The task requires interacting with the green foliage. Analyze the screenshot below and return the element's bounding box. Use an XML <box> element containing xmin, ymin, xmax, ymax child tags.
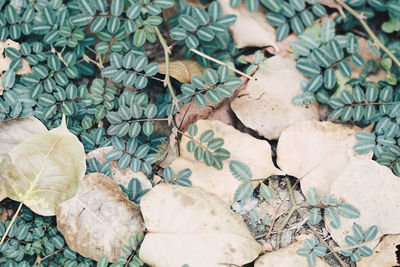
<box><xmin>162</xmin><ymin>166</ymin><xmax>193</xmax><ymax>186</ymax></box>
<box><xmin>248</xmin><ymin>209</ymin><xmax>271</xmax><ymax>232</ymax></box>
<box><xmin>296</xmin><ymin>236</ymin><xmax>327</xmax><ymax>267</ymax></box>
<box><xmin>0</xmin><ymin>205</ymin><xmax>94</xmax><ymax>266</ymax></box>
<box><xmin>121</xmin><ymin>178</ymin><xmax>152</xmax><ymax>204</ymax></box>
<box><xmin>185</xmin><ymin>123</ymin><xmax>231</xmax><ymax>169</ymax></box>
<box><xmin>340</xmin><ymin>223</ymin><xmax>378</xmax><ymax>262</ymax></box>
<box><xmin>306</xmin><ymin>188</ymin><xmax>360</xmax><ymax>228</ymax></box>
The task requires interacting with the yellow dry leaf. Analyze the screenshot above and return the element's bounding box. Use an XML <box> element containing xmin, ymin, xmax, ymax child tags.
<box><xmin>139</xmin><ymin>184</ymin><xmax>263</xmax><ymax>267</ymax></box>
<box><xmin>276</xmin><ymin>120</ymin><xmax>372</xmax><ymax>194</ymax></box>
<box><xmin>158</xmin><ymin>59</ymin><xmax>204</xmax><ymax>83</ymax></box>
<box><xmin>255</xmin><ymin>235</ymin><xmax>330</xmax><ymax>267</ymax></box>
<box><xmin>326</xmin><ymin>158</ymin><xmax>400</xmax><ymax>248</ymax></box>
<box><xmin>170</xmin><ymin>120</ymin><xmax>283</xmax><ymax>204</ymax></box>
<box><xmin>218</xmin><ymin>0</ymin><xmax>276</xmax><ymax>48</ymax></box>
<box><xmin>358</xmin><ymin>234</ymin><xmax>400</xmax><ymax>267</ymax></box>
<box><xmin>86</xmin><ymin>146</ymin><xmax>152</xmax><ymax>190</ymax></box>
<box><xmin>231</xmin><ymin>56</ymin><xmax>319</xmax><ymax>140</ymax></box>
<box><xmin>56</xmin><ymin>173</ymin><xmax>145</xmax><ymax>262</ymax></box>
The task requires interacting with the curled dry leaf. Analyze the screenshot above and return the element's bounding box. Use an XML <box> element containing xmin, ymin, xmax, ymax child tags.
<box><xmin>276</xmin><ymin>120</ymin><xmax>372</xmax><ymax>194</ymax></box>
<box><xmin>218</xmin><ymin>0</ymin><xmax>276</xmax><ymax>48</ymax></box>
<box><xmin>139</xmin><ymin>184</ymin><xmax>262</xmax><ymax>267</ymax></box>
<box><xmin>231</xmin><ymin>56</ymin><xmax>319</xmax><ymax>140</ymax></box>
<box><xmin>57</xmin><ymin>173</ymin><xmax>145</xmax><ymax>262</ymax></box>
<box><xmin>86</xmin><ymin>146</ymin><xmax>152</xmax><ymax>189</ymax></box>
<box><xmin>254</xmin><ymin>235</ymin><xmax>329</xmax><ymax>267</ymax></box>
<box><xmin>358</xmin><ymin>234</ymin><xmax>400</xmax><ymax>267</ymax></box>
<box><xmin>170</xmin><ymin>120</ymin><xmax>283</xmax><ymax>204</ymax></box>
<box><xmin>0</xmin><ymin>117</ymin><xmax>86</xmax><ymax>216</ymax></box>
<box><xmin>0</xmin><ymin>39</ymin><xmax>32</xmax><ymax>95</ymax></box>
<box><xmin>0</xmin><ymin>116</ymin><xmax>47</xmax><ymax>159</ymax></box>
<box><xmin>158</xmin><ymin>59</ymin><xmax>204</xmax><ymax>83</ymax></box>
<box><xmin>326</xmin><ymin>158</ymin><xmax>400</xmax><ymax>248</ymax></box>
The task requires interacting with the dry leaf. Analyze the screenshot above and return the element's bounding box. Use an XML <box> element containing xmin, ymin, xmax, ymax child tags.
<box><xmin>0</xmin><ymin>117</ymin><xmax>86</xmax><ymax>216</ymax></box>
<box><xmin>231</xmin><ymin>56</ymin><xmax>319</xmax><ymax>140</ymax></box>
<box><xmin>139</xmin><ymin>184</ymin><xmax>263</xmax><ymax>267</ymax></box>
<box><xmin>170</xmin><ymin>119</ymin><xmax>283</xmax><ymax>204</ymax></box>
<box><xmin>86</xmin><ymin>146</ymin><xmax>152</xmax><ymax>189</ymax></box>
<box><xmin>158</xmin><ymin>59</ymin><xmax>204</xmax><ymax>83</ymax></box>
<box><xmin>358</xmin><ymin>234</ymin><xmax>400</xmax><ymax>267</ymax></box>
<box><xmin>0</xmin><ymin>116</ymin><xmax>47</xmax><ymax>159</ymax></box>
<box><xmin>57</xmin><ymin>173</ymin><xmax>144</xmax><ymax>262</ymax></box>
<box><xmin>326</xmin><ymin>158</ymin><xmax>400</xmax><ymax>248</ymax></box>
<box><xmin>254</xmin><ymin>235</ymin><xmax>329</xmax><ymax>267</ymax></box>
<box><xmin>276</xmin><ymin>120</ymin><xmax>372</xmax><ymax>194</ymax></box>
<box><xmin>0</xmin><ymin>39</ymin><xmax>32</xmax><ymax>95</ymax></box>
<box><xmin>218</xmin><ymin>0</ymin><xmax>276</xmax><ymax>48</ymax></box>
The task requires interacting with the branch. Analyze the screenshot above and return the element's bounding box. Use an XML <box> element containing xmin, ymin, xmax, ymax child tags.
<box><xmin>335</xmin><ymin>0</ymin><xmax>400</xmax><ymax>69</ymax></box>
<box><xmin>189</xmin><ymin>48</ymin><xmax>254</xmax><ymax>80</ymax></box>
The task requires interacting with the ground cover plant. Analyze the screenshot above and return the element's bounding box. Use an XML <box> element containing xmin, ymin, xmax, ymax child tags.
<box><xmin>0</xmin><ymin>0</ymin><xmax>399</xmax><ymax>266</ymax></box>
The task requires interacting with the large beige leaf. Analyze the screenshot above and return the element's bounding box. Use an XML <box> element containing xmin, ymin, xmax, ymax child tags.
<box><xmin>0</xmin><ymin>116</ymin><xmax>47</xmax><ymax>159</ymax></box>
<box><xmin>139</xmin><ymin>184</ymin><xmax>262</xmax><ymax>267</ymax></box>
<box><xmin>276</xmin><ymin>120</ymin><xmax>372</xmax><ymax>194</ymax></box>
<box><xmin>326</xmin><ymin>158</ymin><xmax>400</xmax><ymax>248</ymax></box>
<box><xmin>254</xmin><ymin>235</ymin><xmax>329</xmax><ymax>267</ymax></box>
<box><xmin>231</xmin><ymin>56</ymin><xmax>319</xmax><ymax>140</ymax></box>
<box><xmin>0</xmin><ymin>118</ymin><xmax>86</xmax><ymax>216</ymax></box>
<box><xmin>170</xmin><ymin>120</ymin><xmax>283</xmax><ymax>204</ymax></box>
<box><xmin>56</xmin><ymin>173</ymin><xmax>145</xmax><ymax>262</ymax></box>
<box><xmin>358</xmin><ymin>234</ymin><xmax>400</xmax><ymax>267</ymax></box>
<box><xmin>158</xmin><ymin>59</ymin><xmax>204</xmax><ymax>83</ymax></box>
<box><xmin>218</xmin><ymin>0</ymin><xmax>276</xmax><ymax>48</ymax></box>
<box><xmin>86</xmin><ymin>146</ymin><xmax>151</xmax><ymax>189</ymax></box>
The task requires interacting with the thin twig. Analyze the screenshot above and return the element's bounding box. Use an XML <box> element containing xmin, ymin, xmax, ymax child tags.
<box><xmin>189</xmin><ymin>48</ymin><xmax>254</xmax><ymax>80</ymax></box>
<box><xmin>0</xmin><ymin>202</ymin><xmax>23</xmax><ymax>244</ymax></box>
<box><xmin>335</xmin><ymin>0</ymin><xmax>400</xmax><ymax>68</ymax></box>
<box><xmin>154</xmin><ymin>26</ymin><xmax>179</xmax><ymax>120</ymax></box>
<box><xmin>286</xmin><ymin>178</ymin><xmax>347</xmax><ymax>267</ymax></box>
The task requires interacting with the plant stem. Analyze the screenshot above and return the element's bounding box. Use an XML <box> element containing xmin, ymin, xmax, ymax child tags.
<box><xmin>276</xmin><ymin>206</ymin><xmax>298</xmax><ymax>249</ymax></box>
<box><xmin>286</xmin><ymin>178</ymin><xmax>347</xmax><ymax>267</ymax></box>
<box><xmin>335</xmin><ymin>0</ymin><xmax>400</xmax><ymax>69</ymax></box>
<box><xmin>189</xmin><ymin>48</ymin><xmax>254</xmax><ymax>80</ymax></box>
<box><xmin>0</xmin><ymin>202</ymin><xmax>23</xmax><ymax>245</ymax></box>
<box><xmin>154</xmin><ymin>26</ymin><xmax>179</xmax><ymax>115</ymax></box>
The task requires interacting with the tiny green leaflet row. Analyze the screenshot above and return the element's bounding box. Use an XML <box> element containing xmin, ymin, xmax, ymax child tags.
<box><xmin>296</xmin><ymin>224</ymin><xmax>378</xmax><ymax>266</ymax></box>
<box><xmin>170</xmin><ymin>2</ymin><xmax>237</xmax><ymax>49</ymax></box>
<box><xmin>179</xmin><ymin>65</ymin><xmax>242</xmax><ymax>106</ymax></box>
<box><xmin>306</xmin><ymin>188</ymin><xmax>360</xmax><ymax>229</ymax></box>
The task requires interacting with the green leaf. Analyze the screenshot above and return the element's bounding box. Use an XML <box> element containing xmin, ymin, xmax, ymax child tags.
<box><xmin>193</xmin><ymin>6</ymin><xmax>210</xmax><ymax>25</ymax></box>
<box><xmin>324</xmin><ymin>68</ymin><xmax>336</xmax><ymax>89</ymax></box>
<box><xmin>364</xmin><ymin>225</ymin><xmax>378</xmax><ymax>242</ymax></box>
<box><xmin>338</xmin><ymin>61</ymin><xmax>352</xmax><ymax>77</ymax></box>
<box><xmin>179</xmin><ymin>15</ymin><xmax>199</xmax><ymax>32</ymax></box>
<box><xmin>194</xmin><ymin>146</ymin><xmax>205</xmax><ymax>161</ymax></box>
<box><xmin>127</xmin><ymin>4</ymin><xmax>141</xmax><ymax>19</ymax></box>
<box><xmin>266</xmin><ymin>12</ymin><xmax>286</xmax><ymax>26</ymax></box>
<box><xmin>347</xmin><ymin>35</ymin><xmax>358</xmax><ymax>54</ymax></box>
<box><xmin>353</xmin><ymin>142</ymin><xmax>375</xmax><ymax>154</ymax></box>
<box><xmin>234</xmin><ymin>182</ymin><xmax>254</xmax><ymax>202</ymax></box>
<box><xmin>188</xmin><ymin>123</ymin><xmax>198</xmax><ymax>137</ymax></box>
<box><xmin>200</xmin><ymin>129</ymin><xmax>214</xmax><ymax>143</ymax></box>
<box><xmin>245</xmin><ymin>0</ymin><xmax>259</xmax><ymax>12</ymax></box>
<box><xmin>366</xmin><ymin>84</ymin><xmax>378</xmax><ymax>102</ymax></box>
<box><xmin>207</xmin><ymin>138</ymin><xmax>224</xmax><ymax>151</ymax></box>
<box><xmin>260</xmin><ymin>0</ymin><xmax>281</xmax><ymax>12</ymax></box>
<box><xmin>134</xmin><ymin>30</ymin><xmax>146</xmax><ymax>47</ymax></box>
<box><xmin>229</xmin><ymin>160</ymin><xmax>252</xmax><ymax>181</ymax></box>
<box><xmin>290</xmin><ymin>16</ymin><xmax>304</xmax><ymax>35</ymax></box>
<box><xmin>259</xmin><ymin>183</ymin><xmax>274</xmax><ymax>199</ymax></box>
<box><xmin>276</xmin><ymin>23</ymin><xmax>289</xmax><ymax>41</ymax></box>
<box><xmin>337</xmin><ymin>203</ymin><xmax>360</xmax><ymax>218</ymax></box>
<box><xmin>296</xmin><ymin>59</ymin><xmax>321</xmax><ymax>77</ymax></box>
<box><xmin>321</xmin><ymin>18</ymin><xmax>335</xmax><ymax>42</ymax></box>
<box><xmin>309</xmin><ymin>208</ymin><xmax>322</xmax><ymax>224</ymax></box>
<box><xmin>111</xmin><ymin>0</ymin><xmax>124</xmax><ymax>16</ymax></box>
<box><xmin>1</xmin><ymin>69</ymin><xmax>15</xmax><ymax>89</ymax></box>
